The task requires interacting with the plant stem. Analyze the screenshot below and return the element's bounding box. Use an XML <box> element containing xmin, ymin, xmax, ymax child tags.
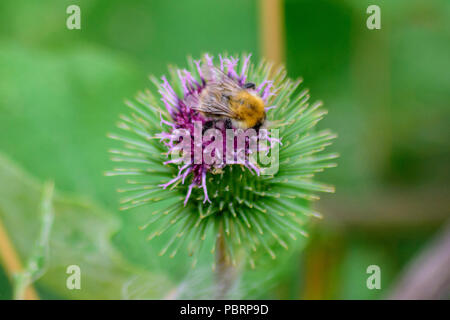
<box><xmin>0</xmin><ymin>217</ymin><xmax>39</xmax><ymax>300</ymax></box>
<box><xmin>215</xmin><ymin>228</ymin><xmax>233</xmax><ymax>299</ymax></box>
<box><xmin>260</xmin><ymin>0</ymin><xmax>285</xmax><ymax>67</ymax></box>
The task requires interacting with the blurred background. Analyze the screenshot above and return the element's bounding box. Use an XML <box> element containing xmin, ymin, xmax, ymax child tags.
<box><xmin>0</xmin><ymin>0</ymin><xmax>449</xmax><ymax>299</ymax></box>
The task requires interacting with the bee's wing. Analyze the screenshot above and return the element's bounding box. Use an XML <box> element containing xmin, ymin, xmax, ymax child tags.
<box><xmin>201</xmin><ymin>65</ymin><xmax>242</xmax><ymax>95</ymax></box>
<box><xmin>189</xmin><ymin>65</ymin><xmax>242</xmax><ymax>118</ymax></box>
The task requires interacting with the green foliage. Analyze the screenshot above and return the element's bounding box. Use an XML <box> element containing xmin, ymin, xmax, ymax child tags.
<box><xmin>0</xmin><ymin>153</ymin><xmax>172</xmax><ymax>299</ymax></box>
<box><xmin>13</xmin><ymin>181</ymin><xmax>54</xmax><ymax>300</ymax></box>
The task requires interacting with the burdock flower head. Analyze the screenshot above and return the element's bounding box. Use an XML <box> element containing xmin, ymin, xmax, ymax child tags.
<box><xmin>107</xmin><ymin>53</ymin><xmax>337</xmax><ymax>269</ymax></box>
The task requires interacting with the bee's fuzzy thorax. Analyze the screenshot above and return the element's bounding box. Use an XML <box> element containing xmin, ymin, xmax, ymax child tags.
<box><xmin>230</xmin><ymin>91</ymin><xmax>266</xmax><ymax>129</ymax></box>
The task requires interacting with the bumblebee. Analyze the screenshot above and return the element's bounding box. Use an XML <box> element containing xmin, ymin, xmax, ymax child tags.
<box><xmin>190</xmin><ymin>66</ymin><xmax>266</xmax><ymax>130</ymax></box>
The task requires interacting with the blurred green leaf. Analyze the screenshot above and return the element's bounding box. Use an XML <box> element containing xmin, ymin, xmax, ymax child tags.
<box><xmin>0</xmin><ymin>152</ymin><xmax>173</xmax><ymax>299</ymax></box>
<box><xmin>0</xmin><ymin>265</ymin><xmax>12</xmax><ymax>300</ymax></box>
<box><xmin>13</xmin><ymin>181</ymin><xmax>54</xmax><ymax>300</ymax></box>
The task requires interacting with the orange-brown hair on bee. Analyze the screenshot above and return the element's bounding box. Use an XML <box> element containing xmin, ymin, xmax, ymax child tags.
<box><xmin>229</xmin><ymin>91</ymin><xmax>266</xmax><ymax>129</ymax></box>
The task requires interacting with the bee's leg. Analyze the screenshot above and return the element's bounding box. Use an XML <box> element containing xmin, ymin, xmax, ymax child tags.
<box><xmin>225</xmin><ymin>118</ymin><xmax>233</xmax><ymax>130</ymax></box>
<box><xmin>202</xmin><ymin>120</ymin><xmax>214</xmax><ymax>134</ymax></box>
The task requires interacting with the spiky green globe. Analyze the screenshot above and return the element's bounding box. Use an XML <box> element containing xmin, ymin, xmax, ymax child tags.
<box><xmin>106</xmin><ymin>53</ymin><xmax>337</xmax><ymax>269</ymax></box>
